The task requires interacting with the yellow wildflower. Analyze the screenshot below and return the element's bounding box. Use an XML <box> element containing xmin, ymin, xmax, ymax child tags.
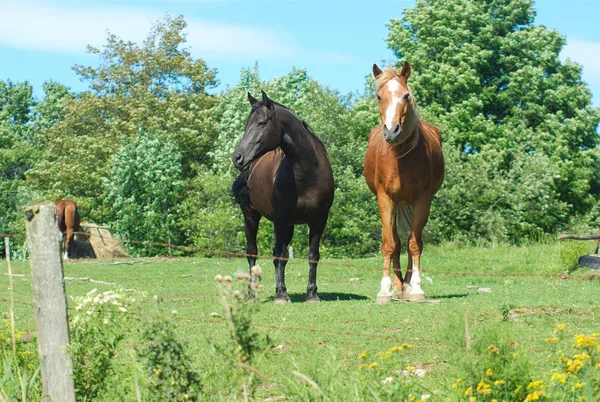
<box><xmin>551</xmin><ymin>373</ymin><xmax>567</xmax><ymax>383</ymax></box>
<box><xmin>554</xmin><ymin>323</ymin><xmax>566</xmax><ymax>333</ymax></box>
<box><xmin>359</xmin><ymin>349</ymin><xmax>369</xmax><ymax>359</ymax></box>
<box><xmin>358</xmin><ymin>364</ymin><xmax>367</xmax><ymax>370</ymax></box>
<box><xmin>571</xmin><ymin>382</ymin><xmax>586</xmax><ymax>391</ymax></box>
<box><xmin>408</xmin><ymin>396</ymin><xmax>416</xmax><ymax>402</ymax></box>
<box><xmin>524</xmin><ymin>391</ymin><xmax>544</xmax><ymax>401</ymax></box>
<box><xmin>545</xmin><ymin>337</ymin><xmax>558</xmax><ymax>343</ymax></box>
<box><xmin>494</xmin><ymin>380</ymin><xmax>505</xmax><ymax>386</ymax></box>
<box><xmin>514</xmin><ymin>386</ymin><xmax>522</xmax><ymax>394</ymax></box>
<box><xmin>390</xmin><ymin>346</ymin><xmax>403</xmax><ymax>352</ymax></box>
<box><xmin>573</xmin><ymin>353</ymin><xmax>590</xmax><ymax>360</ymax></box>
<box><xmin>527</xmin><ymin>380</ymin><xmax>544</xmax><ymax>390</ymax></box>
<box><xmin>402</xmin><ymin>343</ymin><xmax>412</xmax><ymax>349</ymax></box>
<box><xmin>464</xmin><ymin>386</ymin><xmax>472</xmax><ymax>396</ymax></box>
<box><xmin>566</xmin><ymin>359</ymin><xmax>583</xmax><ymax>373</ymax></box>
<box><xmin>488</xmin><ymin>345</ymin><xmax>499</xmax><ymax>354</ymax></box>
<box><xmin>405</xmin><ymin>365</ymin><xmax>415</xmax><ymax>372</ymax></box>
<box><xmin>452</xmin><ymin>378</ymin><xmax>463</xmax><ymax>389</ymax></box>
<box><xmin>469</xmin><ymin>398</ymin><xmax>477</xmax><ymax>402</ymax></box>
<box><xmin>369</xmin><ymin>362</ymin><xmax>378</xmax><ymax>369</ymax></box>
<box><xmin>596</xmin><ymin>363</ymin><xmax>600</xmax><ymax>370</ymax></box>
<box><xmin>485</xmin><ymin>368</ymin><xmax>494</xmax><ymax>377</ymax></box>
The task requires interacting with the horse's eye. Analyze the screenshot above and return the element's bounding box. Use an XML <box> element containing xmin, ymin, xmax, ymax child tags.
<box><xmin>376</xmin><ymin>94</ymin><xmax>382</xmax><ymax>102</ymax></box>
<box><xmin>404</xmin><ymin>93</ymin><xmax>410</xmax><ymax>100</ymax></box>
<box><xmin>258</xmin><ymin>121</ymin><xmax>267</xmax><ymax>127</ymax></box>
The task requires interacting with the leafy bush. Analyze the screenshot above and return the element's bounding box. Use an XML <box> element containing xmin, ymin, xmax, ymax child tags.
<box><xmin>69</xmin><ymin>289</ymin><xmax>139</xmax><ymax>400</ymax></box>
<box><xmin>560</xmin><ymin>240</ymin><xmax>590</xmax><ymax>272</ymax></box>
<box><xmin>136</xmin><ymin>318</ymin><xmax>202</xmax><ymax>401</ymax></box>
<box><xmin>103</xmin><ymin>129</ymin><xmax>185</xmax><ymax>256</ymax></box>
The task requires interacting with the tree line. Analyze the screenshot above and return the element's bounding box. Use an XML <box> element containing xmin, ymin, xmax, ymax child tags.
<box><xmin>1</xmin><ymin>0</ymin><xmax>599</xmax><ymax>258</ymax></box>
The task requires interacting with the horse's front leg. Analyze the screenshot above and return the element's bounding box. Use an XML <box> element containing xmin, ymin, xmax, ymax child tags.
<box><xmin>403</xmin><ymin>199</ymin><xmax>431</xmax><ymax>301</ymax></box>
<box><xmin>242</xmin><ymin>208</ymin><xmax>261</xmax><ymax>299</ymax></box>
<box><xmin>273</xmin><ymin>221</ymin><xmax>291</xmax><ymax>304</ymax></box>
<box><xmin>306</xmin><ymin>221</ymin><xmax>326</xmax><ymax>302</ymax></box>
<box><xmin>376</xmin><ymin>193</ymin><xmax>399</xmax><ymax>304</ymax></box>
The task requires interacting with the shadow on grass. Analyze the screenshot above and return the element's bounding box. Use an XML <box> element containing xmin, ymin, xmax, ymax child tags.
<box><xmin>264</xmin><ymin>292</ymin><xmax>370</xmax><ymax>303</ymax></box>
<box><xmin>430</xmin><ymin>293</ymin><xmax>469</xmax><ymax>300</ymax></box>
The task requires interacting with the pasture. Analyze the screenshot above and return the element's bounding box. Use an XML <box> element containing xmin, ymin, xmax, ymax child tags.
<box><xmin>3</xmin><ymin>242</ymin><xmax>599</xmax><ymax>400</ymax></box>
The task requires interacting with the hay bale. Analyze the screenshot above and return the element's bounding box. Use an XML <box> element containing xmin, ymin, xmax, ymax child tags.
<box><xmin>76</xmin><ymin>222</ymin><xmax>129</xmax><ymax>259</ymax></box>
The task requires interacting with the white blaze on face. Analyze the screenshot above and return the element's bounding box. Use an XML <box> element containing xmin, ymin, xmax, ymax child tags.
<box><xmin>384</xmin><ymin>80</ymin><xmax>402</xmax><ymax>130</ymax></box>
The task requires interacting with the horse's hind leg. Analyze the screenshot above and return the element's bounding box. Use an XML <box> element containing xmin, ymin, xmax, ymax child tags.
<box><xmin>404</xmin><ymin>200</ymin><xmax>431</xmax><ymax>301</ymax></box>
<box><xmin>243</xmin><ymin>208</ymin><xmax>261</xmax><ymax>298</ymax></box>
<box><xmin>306</xmin><ymin>221</ymin><xmax>325</xmax><ymax>302</ymax></box>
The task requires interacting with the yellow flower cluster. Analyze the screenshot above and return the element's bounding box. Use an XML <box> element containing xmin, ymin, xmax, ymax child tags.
<box><xmin>373</xmin><ymin>344</ymin><xmax>411</xmax><ymax>360</ymax></box>
<box><xmin>574</xmin><ymin>333</ymin><xmax>598</xmax><ymax>348</ymax></box>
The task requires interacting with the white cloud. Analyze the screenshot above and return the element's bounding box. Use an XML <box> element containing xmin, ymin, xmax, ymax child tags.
<box><xmin>0</xmin><ymin>1</ymin><xmax>297</xmax><ymax>61</ymax></box>
<box><xmin>561</xmin><ymin>38</ymin><xmax>600</xmax><ymax>83</ymax></box>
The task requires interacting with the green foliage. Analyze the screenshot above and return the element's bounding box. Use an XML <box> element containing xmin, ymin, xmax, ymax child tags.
<box><xmin>560</xmin><ymin>240</ymin><xmax>590</xmax><ymax>272</ymax></box>
<box><xmin>26</xmin><ymin>15</ymin><xmax>218</xmax><ymax>224</ymax></box>
<box><xmin>136</xmin><ymin>318</ymin><xmax>202</xmax><ymax>401</ymax></box>
<box><xmin>387</xmin><ymin>0</ymin><xmax>600</xmax><ymax>243</ymax></box>
<box><xmin>448</xmin><ymin>324</ymin><xmax>535</xmax><ymax>401</ymax></box>
<box><xmin>0</xmin><ymin>80</ymin><xmax>37</xmax><ymax>257</ymax></box>
<box><xmin>0</xmin><ymin>321</ymin><xmax>41</xmax><ymax>401</ymax></box>
<box><xmin>69</xmin><ymin>289</ymin><xmax>138</xmax><ymax>401</ymax></box>
<box><xmin>104</xmin><ymin>129</ymin><xmax>185</xmax><ymax>256</ymax></box>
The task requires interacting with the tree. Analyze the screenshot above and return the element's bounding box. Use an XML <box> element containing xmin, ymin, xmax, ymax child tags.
<box><xmin>104</xmin><ymin>130</ymin><xmax>185</xmax><ymax>256</ymax></box>
<box><xmin>0</xmin><ymin>80</ymin><xmax>37</xmax><ymax>256</ymax></box>
<box><xmin>26</xmin><ymin>15</ymin><xmax>218</xmax><ymax>223</ymax></box>
<box><xmin>386</xmin><ymin>0</ymin><xmax>600</xmax><ymax>242</ymax></box>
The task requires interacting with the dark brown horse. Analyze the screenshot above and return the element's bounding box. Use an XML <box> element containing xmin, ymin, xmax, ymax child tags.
<box><xmin>364</xmin><ymin>62</ymin><xmax>444</xmax><ymax>303</ymax></box>
<box><xmin>232</xmin><ymin>91</ymin><xmax>334</xmax><ymax>303</ymax></box>
<box><xmin>56</xmin><ymin>199</ymin><xmax>81</xmax><ymax>259</ymax></box>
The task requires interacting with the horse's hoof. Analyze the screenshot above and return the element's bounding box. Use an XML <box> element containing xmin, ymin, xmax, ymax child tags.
<box><xmin>306</xmin><ymin>295</ymin><xmax>321</xmax><ymax>303</ymax></box>
<box><xmin>274</xmin><ymin>297</ymin><xmax>291</xmax><ymax>304</ymax></box>
<box><xmin>392</xmin><ymin>290</ymin><xmax>403</xmax><ymax>299</ymax></box>
<box><xmin>403</xmin><ymin>291</ymin><xmax>425</xmax><ymax>302</ymax></box>
<box><xmin>376</xmin><ymin>294</ymin><xmax>392</xmax><ymax>304</ymax></box>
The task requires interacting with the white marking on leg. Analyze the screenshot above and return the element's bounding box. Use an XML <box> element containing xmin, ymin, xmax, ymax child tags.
<box><xmin>378</xmin><ymin>275</ymin><xmax>392</xmax><ymax>297</ymax></box>
<box><xmin>410</xmin><ymin>266</ymin><xmax>424</xmax><ymax>297</ymax></box>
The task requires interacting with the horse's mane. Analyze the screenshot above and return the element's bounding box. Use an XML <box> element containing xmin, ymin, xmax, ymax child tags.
<box><xmin>253</xmin><ymin>100</ymin><xmax>326</xmax><ymax>150</ymax></box>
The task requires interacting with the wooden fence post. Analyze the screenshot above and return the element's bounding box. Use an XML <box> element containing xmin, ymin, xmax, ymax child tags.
<box><xmin>23</xmin><ymin>202</ymin><xmax>76</xmax><ymax>401</ymax></box>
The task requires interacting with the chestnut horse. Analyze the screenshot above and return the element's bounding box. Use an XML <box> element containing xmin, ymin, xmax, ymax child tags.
<box><xmin>364</xmin><ymin>62</ymin><xmax>444</xmax><ymax>304</ymax></box>
<box><xmin>232</xmin><ymin>91</ymin><xmax>334</xmax><ymax>303</ymax></box>
<box><xmin>56</xmin><ymin>199</ymin><xmax>81</xmax><ymax>259</ymax></box>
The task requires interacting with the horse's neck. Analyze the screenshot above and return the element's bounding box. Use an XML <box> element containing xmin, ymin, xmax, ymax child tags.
<box><xmin>277</xmin><ymin>108</ymin><xmax>322</xmax><ymax>171</ymax></box>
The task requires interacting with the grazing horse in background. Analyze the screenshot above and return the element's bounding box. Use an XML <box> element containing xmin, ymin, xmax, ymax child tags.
<box><xmin>56</xmin><ymin>199</ymin><xmax>81</xmax><ymax>259</ymax></box>
<box><xmin>232</xmin><ymin>91</ymin><xmax>334</xmax><ymax>303</ymax></box>
<box><xmin>364</xmin><ymin>62</ymin><xmax>444</xmax><ymax>304</ymax></box>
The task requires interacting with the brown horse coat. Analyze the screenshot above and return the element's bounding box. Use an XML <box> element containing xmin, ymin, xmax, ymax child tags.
<box><xmin>363</xmin><ymin>62</ymin><xmax>444</xmax><ymax>303</ymax></box>
<box><xmin>56</xmin><ymin>199</ymin><xmax>81</xmax><ymax>259</ymax></box>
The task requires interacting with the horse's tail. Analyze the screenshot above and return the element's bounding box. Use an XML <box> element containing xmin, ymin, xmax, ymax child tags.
<box><xmin>232</xmin><ymin>170</ymin><xmax>251</xmax><ymax>207</ymax></box>
<box><xmin>395</xmin><ymin>206</ymin><xmax>413</xmax><ymax>241</ymax></box>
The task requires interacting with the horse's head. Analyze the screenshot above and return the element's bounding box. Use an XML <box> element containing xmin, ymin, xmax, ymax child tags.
<box><xmin>232</xmin><ymin>90</ymin><xmax>281</xmax><ymax>171</ymax></box>
<box><xmin>373</xmin><ymin>61</ymin><xmax>415</xmax><ymax>144</ymax></box>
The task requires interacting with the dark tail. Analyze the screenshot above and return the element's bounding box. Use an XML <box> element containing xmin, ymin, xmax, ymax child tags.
<box><xmin>232</xmin><ymin>170</ymin><xmax>251</xmax><ymax>207</ymax></box>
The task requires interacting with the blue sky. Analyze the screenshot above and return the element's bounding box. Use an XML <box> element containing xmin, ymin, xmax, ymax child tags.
<box><xmin>1</xmin><ymin>0</ymin><xmax>599</xmax><ymax>107</ymax></box>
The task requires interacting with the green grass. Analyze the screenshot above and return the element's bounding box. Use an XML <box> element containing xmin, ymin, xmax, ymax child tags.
<box><xmin>2</xmin><ymin>242</ymin><xmax>599</xmax><ymax>400</ymax></box>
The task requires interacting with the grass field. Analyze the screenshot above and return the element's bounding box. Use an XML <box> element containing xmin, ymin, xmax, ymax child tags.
<box><xmin>2</xmin><ymin>242</ymin><xmax>599</xmax><ymax>400</ymax></box>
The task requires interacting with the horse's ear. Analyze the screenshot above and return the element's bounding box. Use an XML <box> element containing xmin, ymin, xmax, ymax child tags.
<box><xmin>372</xmin><ymin>64</ymin><xmax>383</xmax><ymax>79</ymax></box>
<box><xmin>400</xmin><ymin>61</ymin><xmax>411</xmax><ymax>80</ymax></box>
<box><xmin>248</xmin><ymin>92</ymin><xmax>259</xmax><ymax>108</ymax></box>
<box><xmin>261</xmin><ymin>90</ymin><xmax>274</xmax><ymax>110</ymax></box>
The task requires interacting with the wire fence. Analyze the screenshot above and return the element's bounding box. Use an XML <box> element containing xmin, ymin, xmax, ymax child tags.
<box><xmin>2</xmin><ymin>229</ymin><xmax>599</xmax><ymax>281</ymax></box>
